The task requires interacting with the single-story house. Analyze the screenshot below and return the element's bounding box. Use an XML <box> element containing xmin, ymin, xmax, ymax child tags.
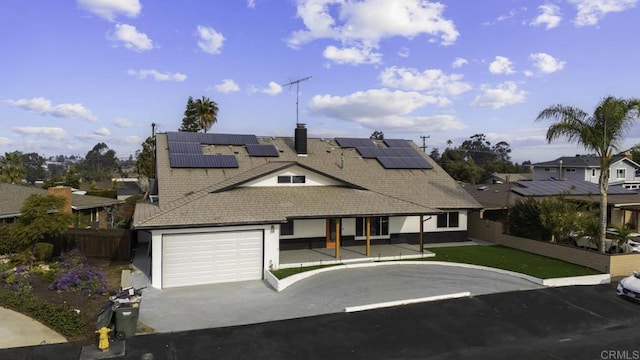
<box><xmin>0</xmin><ymin>183</ymin><xmax>121</xmax><ymax>229</ymax></box>
<box><xmin>133</xmin><ymin>125</ymin><xmax>482</xmax><ymax>289</ymax></box>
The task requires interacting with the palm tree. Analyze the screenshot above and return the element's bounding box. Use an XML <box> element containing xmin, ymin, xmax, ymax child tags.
<box><xmin>193</xmin><ymin>96</ymin><xmax>218</xmax><ymax>133</ymax></box>
<box><xmin>536</xmin><ymin>96</ymin><xmax>640</xmax><ymax>253</ymax></box>
<box><xmin>1</xmin><ymin>151</ymin><xmax>26</xmax><ymax>184</ymax></box>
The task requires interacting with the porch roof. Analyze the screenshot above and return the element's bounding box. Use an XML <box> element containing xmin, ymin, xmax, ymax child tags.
<box><xmin>133</xmin><ymin>186</ymin><xmax>439</xmax><ymax>229</ymax></box>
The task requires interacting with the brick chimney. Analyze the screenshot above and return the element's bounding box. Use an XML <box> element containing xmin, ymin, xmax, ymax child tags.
<box><xmin>47</xmin><ymin>186</ymin><xmax>72</xmax><ymax>214</ymax></box>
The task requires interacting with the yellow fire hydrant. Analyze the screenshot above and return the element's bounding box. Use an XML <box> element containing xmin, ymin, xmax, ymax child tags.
<box><xmin>96</xmin><ymin>327</ymin><xmax>111</xmax><ymax>352</ymax></box>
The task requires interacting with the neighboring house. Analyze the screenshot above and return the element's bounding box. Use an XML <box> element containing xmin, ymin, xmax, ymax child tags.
<box><xmin>133</xmin><ymin>126</ymin><xmax>481</xmax><ymax>289</ymax></box>
<box><xmin>532</xmin><ymin>155</ymin><xmax>640</xmax><ymax>189</ymax></box>
<box><xmin>0</xmin><ymin>183</ymin><xmax>121</xmax><ymax>229</ymax></box>
<box><xmin>114</xmin><ymin>178</ymin><xmax>141</xmax><ymax>201</ymax></box>
<box><xmin>466</xmin><ymin>179</ymin><xmax>640</xmax><ymax>232</ymax></box>
<box><xmin>484</xmin><ymin>172</ymin><xmax>532</xmax><ymax>184</ymax></box>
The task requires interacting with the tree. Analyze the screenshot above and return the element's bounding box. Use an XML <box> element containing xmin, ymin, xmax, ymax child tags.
<box><xmin>78</xmin><ymin>143</ymin><xmax>118</xmax><ymax>181</ymax></box>
<box><xmin>460</xmin><ymin>133</ymin><xmax>495</xmax><ymax>166</ymax></box>
<box><xmin>4</xmin><ymin>194</ymin><xmax>73</xmax><ymax>260</ymax></box>
<box><xmin>179</xmin><ymin>96</ymin><xmax>200</xmax><ymax>132</ymax></box>
<box><xmin>429</xmin><ymin>148</ymin><xmax>441</xmax><ymax>162</ymax></box>
<box><xmin>370</xmin><ymin>130</ymin><xmax>384</xmax><ymax>140</ymax></box>
<box><xmin>0</xmin><ymin>151</ymin><xmax>26</xmax><ymax>184</ymax></box>
<box><xmin>536</xmin><ymin>96</ymin><xmax>640</xmax><ymax>253</ymax></box>
<box><xmin>136</xmin><ymin>136</ymin><xmax>156</xmax><ymax>179</ymax></box>
<box><xmin>538</xmin><ymin>195</ymin><xmax>581</xmax><ymax>243</ymax></box>
<box><xmin>22</xmin><ymin>152</ymin><xmax>46</xmax><ymax>184</ymax></box>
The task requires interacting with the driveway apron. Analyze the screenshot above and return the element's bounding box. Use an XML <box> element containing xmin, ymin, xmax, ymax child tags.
<box><xmin>136</xmin><ymin>263</ymin><xmax>542</xmax><ymax>333</ymax></box>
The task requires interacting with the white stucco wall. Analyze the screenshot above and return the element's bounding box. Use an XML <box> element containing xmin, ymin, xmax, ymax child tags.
<box><xmin>241</xmin><ymin>166</ymin><xmax>342</xmax><ymax>187</ymax></box>
<box><xmin>149</xmin><ymin>224</ymin><xmax>278</xmax><ymax>289</ymax></box>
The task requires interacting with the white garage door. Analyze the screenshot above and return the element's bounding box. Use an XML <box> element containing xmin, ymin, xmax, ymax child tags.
<box><xmin>162</xmin><ymin>230</ymin><xmax>263</xmax><ymax>288</ymax></box>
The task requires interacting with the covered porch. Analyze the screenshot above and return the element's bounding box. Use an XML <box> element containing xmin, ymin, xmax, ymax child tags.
<box><xmin>279</xmin><ymin>243</ymin><xmax>435</xmax><ymax>269</ymax></box>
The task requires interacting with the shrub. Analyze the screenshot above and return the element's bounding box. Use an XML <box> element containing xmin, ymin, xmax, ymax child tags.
<box><xmin>0</xmin><ymin>289</ymin><xmax>86</xmax><ymax>338</ymax></box>
<box><xmin>34</xmin><ymin>242</ymin><xmax>54</xmax><ymax>262</ymax></box>
<box><xmin>2</xmin><ymin>265</ymin><xmax>32</xmax><ymax>293</ymax></box>
<box><xmin>60</xmin><ymin>249</ymin><xmax>88</xmax><ymax>269</ymax></box>
<box><xmin>50</xmin><ymin>250</ymin><xmax>107</xmax><ymax>297</ymax></box>
<box><xmin>31</xmin><ymin>263</ymin><xmax>59</xmax><ymax>283</ymax></box>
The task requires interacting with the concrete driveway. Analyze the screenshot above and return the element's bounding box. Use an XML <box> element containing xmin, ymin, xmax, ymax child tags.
<box><xmin>135</xmin><ymin>263</ymin><xmax>542</xmax><ymax>333</ymax></box>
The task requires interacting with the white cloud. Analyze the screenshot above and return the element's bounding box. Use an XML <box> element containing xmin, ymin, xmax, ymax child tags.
<box><xmin>287</xmin><ymin>0</ymin><xmax>458</xmax><ymax>65</ymax></box>
<box><xmin>397</xmin><ymin>47</ymin><xmax>410</xmax><ymax>58</ymax></box>
<box><xmin>113</xmin><ymin>117</ymin><xmax>134</xmax><ymax>128</ymax></box>
<box><xmin>529</xmin><ymin>52</ymin><xmax>566</xmax><ymax>74</ymax></box>
<box><xmin>13</xmin><ymin>127</ymin><xmax>67</xmax><ymax>141</ymax></box>
<box><xmin>111</xmin><ymin>135</ymin><xmax>142</xmax><ymax>145</ymax></box>
<box><xmin>452</xmin><ymin>57</ymin><xmax>468</xmax><ymax>68</ymax></box>
<box><xmin>6</xmin><ymin>97</ymin><xmax>98</xmax><ymax>122</ymax></box>
<box><xmin>215</xmin><ymin>79</ymin><xmax>240</xmax><ymax>93</ymax></box>
<box><xmin>471</xmin><ymin>81</ymin><xmax>527</xmax><ymax>109</ymax></box>
<box><xmin>196</xmin><ymin>25</ymin><xmax>225</xmax><ymax>55</ymax></box>
<box><xmin>109</xmin><ymin>24</ymin><xmax>153</xmax><ymax>52</ymax></box>
<box><xmin>379</xmin><ymin>66</ymin><xmax>472</xmax><ymax>96</ymax></box>
<box><xmin>261</xmin><ymin>82</ymin><xmax>283</xmax><ymax>95</ymax></box>
<box><xmin>247</xmin><ymin>0</ymin><xmax>256</xmax><ymax>8</ymax></box>
<box><xmin>309</xmin><ymin>88</ymin><xmax>450</xmax><ymax>125</ymax></box>
<box><xmin>127</xmin><ymin>69</ymin><xmax>187</xmax><ymax>82</ymax></box>
<box><xmin>569</xmin><ymin>0</ymin><xmax>637</xmax><ymax>26</ymax></box>
<box><xmin>483</xmin><ymin>8</ymin><xmax>518</xmax><ymax>25</ymax></box>
<box><xmin>0</xmin><ymin>137</ymin><xmax>12</xmax><ymax>146</ymax></box>
<box><xmin>77</xmin><ymin>0</ymin><xmax>141</xmax><ymax>21</ymax></box>
<box><xmin>93</xmin><ymin>127</ymin><xmax>111</xmax><ymax>136</ymax></box>
<box><xmin>489</xmin><ymin>56</ymin><xmax>515</xmax><ymax>75</ymax></box>
<box><xmin>323</xmin><ymin>45</ymin><xmax>382</xmax><ymax>65</ymax></box>
<box><xmin>530</xmin><ymin>4</ymin><xmax>562</xmax><ymax>29</ymax></box>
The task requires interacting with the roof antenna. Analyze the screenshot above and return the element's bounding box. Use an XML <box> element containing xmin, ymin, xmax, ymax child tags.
<box><xmin>282</xmin><ymin>76</ymin><xmax>312</xmax><ymax>125</ymax></box>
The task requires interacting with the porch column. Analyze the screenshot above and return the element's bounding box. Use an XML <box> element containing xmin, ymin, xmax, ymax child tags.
<box><xmin>366</xmin><ymin>217</ymin><xmax>371</xmax><ymax>257</ymax></box>
<box><xmin>335</xmin><ymin>218</ymin><xmax>341</xmax><ymax>259</ymax></box>
<box><xmin>419</xmin><ymin>215</ymin><xmax>424</xmax><ymax>253</ymax></box>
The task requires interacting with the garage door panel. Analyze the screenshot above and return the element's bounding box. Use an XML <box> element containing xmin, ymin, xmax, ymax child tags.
<box><xmin>162</xmin><ymin>230</ymin><xmax>263</xmax><ymax>288</ymax></box>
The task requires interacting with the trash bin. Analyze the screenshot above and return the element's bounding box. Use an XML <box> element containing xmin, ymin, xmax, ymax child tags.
<box><xmin>113</xmin><ymin>303</ymin><xmax>139</xmax><ymax>339</ymax></box>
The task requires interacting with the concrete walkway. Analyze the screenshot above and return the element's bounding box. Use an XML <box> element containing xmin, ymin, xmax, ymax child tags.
<box><xmin>0</xmin><ymin>307</ymin><xmax>66</xmax><ymax>349</ymax></box>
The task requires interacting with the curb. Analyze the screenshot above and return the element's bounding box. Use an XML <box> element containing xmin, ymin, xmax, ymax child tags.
<box><xmin>265</xmin><ymin>261</ymin><xmax>611</xmax><ymax>292</ymax></box>
<box><xmin>344</xmin><ymin>292</ymin><xmax>471</xmax><ymax>313</ymax></box>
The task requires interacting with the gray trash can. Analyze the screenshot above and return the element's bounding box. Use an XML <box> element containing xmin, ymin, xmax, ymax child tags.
<box><xmin>113</xmin><ymin>304</ymin><xmax>139</xmax><ymax>339</ymax></box>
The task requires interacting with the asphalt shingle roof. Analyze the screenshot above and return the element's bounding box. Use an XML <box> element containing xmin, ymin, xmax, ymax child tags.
<box><xmin>133</xmin><ymin>132</ymin><xmax>481</xmax><ymax>229</ymax></box>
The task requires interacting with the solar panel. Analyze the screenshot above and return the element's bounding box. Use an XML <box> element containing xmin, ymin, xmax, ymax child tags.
<box><xmin>246</xmin><ymin>144</ymin><xmax>279</xmax><ymax>157</ymax></box>
<box><xmin>383</xmin><ymin>139</ymin><xmax>412</xmax><ymax>148</ymax></box>
<box><xmin>167</xmin><ymin>141</ymin><xmax>202</xmax><ymax>154</ymax></box>
<box><xmin>211</xmin><ymin>134</ymin><xmax>259</xmax><ymax>145</ymax></box>
<box><xmin>376</xmin><ymin>156</ymin><xmax>432</xmax><ymax>169</ymax></box>
<box><xmin>336</xmin><ymin>138</ymin><xmax>374</xmax><ymax>148</ymax></box>
<box><xmin>356</xmin><ymin>147</ymin><xmax>385</xmax><ymax>158</ymax></box>
<box><xmin>169</xmin><ymin>154</ymin><xmax>239</xmax><ymax>168</ymax></box>
<box><xmin>167</xmin><ymin>131</ymin><xmax>202</xmax><ymax>143</ymax></box>
<box><xmin>512</xmin><ymin>180</ymin><xmax>634</xmax><ymax>196</ymax></box>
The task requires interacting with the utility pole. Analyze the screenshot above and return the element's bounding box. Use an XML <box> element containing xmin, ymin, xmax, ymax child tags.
<box><xmin>282</xmin><ymin>76</ymin><xmax>312</xmax><ymax>125</ymax></box>
<box><xmin>420</xmin><ymin>135</ymin><xmax>430</xmax><ymax>153</ymax></box>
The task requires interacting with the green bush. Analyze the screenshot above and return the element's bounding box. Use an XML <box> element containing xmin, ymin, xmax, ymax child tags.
<box><xmin>34</xmin><ymin>243</ymin><xmax>54</xmax><ymax>261</ymax></box>
<box><xmin>0</xmin><ymin>289</ymin><xmax>87</xmax><ymax>338</ymax></box>
<box><xmin>508</xmin><ymin>198</ymin><xmax>550</xmax><ymax>241</ymax></box>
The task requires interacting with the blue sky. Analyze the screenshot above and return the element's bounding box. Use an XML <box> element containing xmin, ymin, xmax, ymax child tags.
<box><xmin>1</xmin><ymin>0</ymin><xmax>639</xmax><ymax>164</ymax></box>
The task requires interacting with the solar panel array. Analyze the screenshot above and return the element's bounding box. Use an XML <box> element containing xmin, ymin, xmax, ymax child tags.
<box><xmin>246</xmin><ymin>144</ymin><xmax>279</xmax><ymax>157</ymax></box>
<box><xmin>512</xmin><ymin>180</ymin><xmax>635</xmax><ymax>196</ymax></box>
<box><xmin>335</xmin><ymin>136</ymin><xmax>432</xmax><ymax>169</ymax></box>
<box><xmin>335</xmin><ymin>138</ymin><xmax>374</xmax><ymax>148</ymax></box>
<box><xmin>166</xmin><ymin>131</ymin><xmax>265</xmax><ymax>168</ymax></box>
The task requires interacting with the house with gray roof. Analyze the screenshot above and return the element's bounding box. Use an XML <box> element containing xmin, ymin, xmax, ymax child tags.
<box><xmin>0</xmin><ymin>183</ymin><xmax>121</xmax><ymax>228</ymax></box>
<box><xmin>133</xmin><ymin>125</ymin><xmax>482</xmax><ymax>289</ymax></box>
<box><xmin>532</xmin><ymin>155</ymin><xmax>640</xmax><ymax>189</ymax></box>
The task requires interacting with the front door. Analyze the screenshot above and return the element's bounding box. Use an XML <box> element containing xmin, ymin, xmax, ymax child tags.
<box><xmin>326</xmin><ymin>218</ymin><xmax>341</xmax><ymax>248</ymax></box>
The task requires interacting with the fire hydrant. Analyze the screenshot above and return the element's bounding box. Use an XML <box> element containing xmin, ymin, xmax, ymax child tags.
<box><xmin>95</xmin><ymin>327</ymin><xmax>111</xmax><ymax>352</ymax></box>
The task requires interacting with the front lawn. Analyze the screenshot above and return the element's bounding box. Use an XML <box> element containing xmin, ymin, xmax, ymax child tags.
<box><xmin>423</xmin><ymin>245</ymin><xmax>602</xmax><ymax>279</ymax></box>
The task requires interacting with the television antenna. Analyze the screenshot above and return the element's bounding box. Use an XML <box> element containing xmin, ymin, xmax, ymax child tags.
<box><xmin>282</xmin><ymin>76</ymin><xmax>312</xmax><ymax>124</ymax></box>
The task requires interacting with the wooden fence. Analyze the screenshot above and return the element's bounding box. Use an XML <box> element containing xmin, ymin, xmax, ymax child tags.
<box><xmin>52</xmin><ymin>228</ymin><xmax>133</xmax><ymax>261</ymax></box>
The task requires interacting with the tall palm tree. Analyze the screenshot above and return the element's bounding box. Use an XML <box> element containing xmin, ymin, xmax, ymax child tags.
<box><xmin>536</xmin><ymin>96</ymin><xmax>640</xmax><ymax>253</ymax></box>
<box><xmin>193</xmin><ymin>96</ymin><xmax>219</xmax><ymax>133</ymax></box>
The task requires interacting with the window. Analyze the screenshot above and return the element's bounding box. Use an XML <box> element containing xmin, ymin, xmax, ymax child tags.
<box><xmin>278</xmin><ymin>176</ymin><xmax>291</xmax><ymax>184</ymax></box>
<box><xmin>437</xmin><ymin>212</ymin><xmax>459</xmax><ymax>228</ymax></box>
<box><xmin>277</xmin><ymin>175</ymin><xmax>306</xmax><ymax>184</ymax></box>
<box><xmin>292</xmin><ymin>175</ymin><xmax>306</xmax><ymax>183</ymax></box>
<box><xmin>280</xmin><ymin>220</ymin><xmax>294</xmax><ymax>236</ymax></box>
<box><xmin>356</xmin><ymin>217</ymin><xmax>389</xmax><ymax>237</ymax></box>
<box><xmin>592</xmin><ymin>169</ymin><xmax>597</xmax><ymax>177</ymax></box>
<box><xmin>617</xmin><ymin>168</ymin><xmax>626</xmax><ymax>179</ymax></box>
<box><xmin>567</xmin><ymin>168</ymin><xmax>576</xmax><ymax>173</ymax></box>
<box><xmin>544</xmin><ymin>168</ymin><xmax>556</xmax><ymax>172</ymax></box>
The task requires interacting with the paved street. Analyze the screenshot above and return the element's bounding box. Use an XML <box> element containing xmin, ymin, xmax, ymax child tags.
<box><xmin>3</xmin><ymin>284</ymin><xmax>640</xmax><ymax>359</ymax></box>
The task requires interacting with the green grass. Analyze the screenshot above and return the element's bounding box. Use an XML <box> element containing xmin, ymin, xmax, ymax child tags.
<box><xmin>422</xmin><ymin>245</ymin><xmax>602</xmax><ymax>279</ymax></box>
<box><xmin>270</xmin><ymin>264</ymin><xmax>342</xmax><ymax>279</ymax></box>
